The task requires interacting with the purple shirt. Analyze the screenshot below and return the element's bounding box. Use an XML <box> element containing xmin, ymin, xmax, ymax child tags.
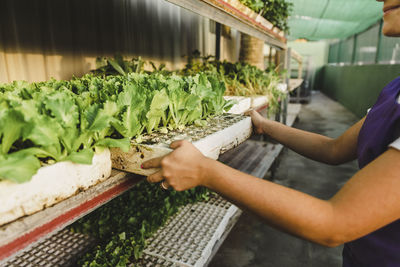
<box><xmin>343</xmin><ymin>77</ymin><xmax>400</xmax><ymax>266</ymax></box>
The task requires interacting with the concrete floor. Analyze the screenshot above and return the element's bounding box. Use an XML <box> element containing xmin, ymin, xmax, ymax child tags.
<box><xmin>209</xmin><ymin>92</ymin><xmax>360</xmax><ymax>267</ymax></box>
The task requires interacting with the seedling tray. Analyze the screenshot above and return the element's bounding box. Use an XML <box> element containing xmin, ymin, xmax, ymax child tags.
<box><xmin>251</xmin><ymin>95</ymin><xmax>268</xmax><ymax>108</ymax></box>
<box><xmin>137</xmin><ymin>194</ymin><xmax>238</xmax><ymax>267</ymax></box>
<box><xmin>224</xmin><ymin>96</ymin><xmax>251</xmax><ymax>114</ymax></box>
<box><xmin>111</xmin><ymin>114</ymin><xmax>252</xmax><ymax>176</ymax></box>
<box><xmin>224</xmin><ymin>95</ymin><xmax>269</xmax><ymax>113</ymax></box>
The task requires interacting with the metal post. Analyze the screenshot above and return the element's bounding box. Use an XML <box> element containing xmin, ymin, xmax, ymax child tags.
<box><xmin>375</xmin><ymin>19</ymin><xmax>383</xmax><ymax>64</ymax></box>
<box><xmin>275</xmin><ymin>106</ymin><xmax>281</xmax><ymax>122</ymax></box>
<box><xmin>337</xmin><ymin>40</ymin><xmax>342</xmax><ymax>63</ymax></box>
<box><xmin>215</xmin><ymin>22</ymin><xmax>221</xmax><ymax>61</ymax></box>
<box><xmin>269</xmin><ymin>46</ymin><xmax>273</xmax><ymax>66</ymax></box>
<box><xmin>351</xmin><ymin>34</ymin><xmax>358</xmax><ymax>64</ymax></box>
<box><xmin>283</xmin><ymin>96</ymin><xmax>288</xmax><ymax>125</ymax></box>
<box><xmin>275</xmin><ymin>48</ymin><xmax>281</xmax><ymax>70</ymax></box>
<box><xmin>283</xmin><ymin>48</ymin><xmax>291</xmax><ymax>124</ymax></box>
<box><xmin>286</xmin><ymin>48</ymin><xmax>292</xmax><ymax>85</ymax></box>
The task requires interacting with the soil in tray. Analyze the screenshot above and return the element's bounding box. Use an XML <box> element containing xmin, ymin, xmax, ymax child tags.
<box><xmin>139</xmin><ymin>114</ymin><xmax>248</xmax><ymax>145</ymax></box>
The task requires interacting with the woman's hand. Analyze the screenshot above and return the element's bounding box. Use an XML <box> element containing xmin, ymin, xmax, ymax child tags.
<box><xmin>246</xmin><ymin>109</ymin><xmax>267</xmax><ymax>134</ymax></box>
<box><xmin>142</xmin><ymin>140</ymin><xmax>211</xmax><ymax>191</ymax></box>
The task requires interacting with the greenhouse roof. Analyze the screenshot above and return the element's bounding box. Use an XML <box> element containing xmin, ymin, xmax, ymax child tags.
<box><xmin>287</xmin><ymin>0</ymin><xmax>383</xmax><ymax>41</ymax></box>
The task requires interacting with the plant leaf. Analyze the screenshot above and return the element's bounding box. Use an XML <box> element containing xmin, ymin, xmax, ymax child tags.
<box><xmin>95</xmin><ymin>138</ymin><xmax>131</xmax><ymax>152</ymax></box>
<box><xmin>65</xmin><ymin>149</ymin><xmax>94</xmax><ymax>165</ymax></box>
<box><xmin>0</xmin><ymin>152</ymin><xmax>41</xmax><ymax>183</ymax></box>
<box><xmin>0</xmin><ymin>109</ymin><xmax>26</xmax><ymax>154</ymax></box>
<box><xmin>107</xmin><ymin>58</ymin><xmax>126</xmax><ymax>76</ymax></box>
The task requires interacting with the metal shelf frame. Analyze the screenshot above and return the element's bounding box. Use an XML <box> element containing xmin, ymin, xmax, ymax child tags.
<box><xmin>1</xmin><ymin>0</ymin><xmax>291</xmax><ymax>264</ymax></box>
<box><xmin>164</xmin><ymin>0</ymin><xmax>286</xmax><ymax>49</ymax></box>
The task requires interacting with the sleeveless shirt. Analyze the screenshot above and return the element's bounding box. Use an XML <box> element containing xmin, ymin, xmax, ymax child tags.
<box><xmin>343</xmin><ymin>76</ymin><xmax>400</xmax><ymax>266</ymax></box>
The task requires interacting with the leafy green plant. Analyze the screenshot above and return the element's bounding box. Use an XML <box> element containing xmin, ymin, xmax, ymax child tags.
<box><xmin>239</xmin><ymin>0</ymin><xmax>293</xmax><ymax>32</ymax></box>
<box><xmin>92</xmin><ymin>54</ymin><xmax>285</xmax><ymax>115</ymax></box>
<box><xmin>0</xmin><ymin>81</ymin><xmax>129</xmax><ymax>183</ymax></box>
<box><xmin>180</xmin><ymin>53</ymin><xmax>287</xmax><ymax>115</ymax></box>
<box><xmin>70</xmin><ymin>181</ymin><xmax>211</xmax><ymax>266</ymax></box>
<box><xmin>92</xmin><ymin>55</ymin><xmax>145</xmax><ymax>77</ymax></box>
<box><xmin>0</xmin><ymin>71</ymin><xmax>232</xmax><ymax>183</ymax></box>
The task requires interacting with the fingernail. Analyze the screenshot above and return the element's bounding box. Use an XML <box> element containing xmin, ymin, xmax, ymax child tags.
<box><xmin>140</xmin><ymin>164</ymin><xmax>144</xmax><ymax>169</ymax></box>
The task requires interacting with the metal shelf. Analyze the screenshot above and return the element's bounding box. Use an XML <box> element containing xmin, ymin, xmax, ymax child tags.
<box><xmin>2</xmin><ymin>229</ymin><xmax>95</xmax><ymax>267</ymax></box>
<box><xmin>0</xmin><ymin>138</ymin><xmax>282</xmax><ymax>267</ymax></box>
<box><xmin>289</xmin><ymin>78</ymin><xmax>304</xmax><ymax>92</ymax></box>
<box><xmin>1</xmin><ymin>0</ymin><xmax>291</xmax><ymax>263</ymax></box>
<box><xmin>164</xmin><ymin>0</ymin><xmax>286</xmax><ymax>49</ymax></box>
<box><xmin>139</xmin><ymin>195</ymin><xmax>238</xmax><ymax>267</ymax></box>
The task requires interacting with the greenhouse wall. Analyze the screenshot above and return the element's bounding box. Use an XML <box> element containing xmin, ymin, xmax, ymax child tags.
<box><xmin>327</xmin><ymin>21</ymin><xmax>400</xmax><ymax>65</ymax></box>
<box><xmin>288</xmin><ymin>41</ymin><xmax>329</xmax><ymax>90</ymax></box>
<box><xmin>320</xmin><ymin>19</ymin><xmax>400</xmax><ymax>118</ymax></box>
<box><xmin>319</xmin><ymin>64</ymin><xmax>400</xmax><ymax>118</ymax></box>
<box><xmin>0</xmin><ymin>0</ymin><xmax>241</xmax><ymax>83</ymax></box>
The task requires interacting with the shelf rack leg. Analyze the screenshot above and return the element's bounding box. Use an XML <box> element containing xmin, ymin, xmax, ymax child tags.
<box><xmin>215</xmin><ymin>22</ymin><xmax>221</xmax><ymax>61</ymax></box>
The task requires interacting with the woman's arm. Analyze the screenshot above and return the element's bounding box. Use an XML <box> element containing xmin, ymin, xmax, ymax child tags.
<box><xmin>143</xmin><ymin>141</ymin><xmax>400</xmax><ymax>247</ymax></box>
<box><xmin>249</xmin><ymin>110</ymin><xmax>365</xmax><ymax>165</ymax></box>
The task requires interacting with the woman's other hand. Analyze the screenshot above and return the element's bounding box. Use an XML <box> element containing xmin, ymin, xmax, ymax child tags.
<box><xmin>246</xmin><ymin>109</ymin><xmax>266</xmax><ymax>134</ymax></box>
<box><xmin>142</xmin><ymin>140</ymin><xmax>210</xmax><ymax>191</ymax></box>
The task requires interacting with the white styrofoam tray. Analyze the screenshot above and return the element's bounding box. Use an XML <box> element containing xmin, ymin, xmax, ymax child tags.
<box><xmin>250</xmin><ymin>95</ymin><xmax>268</xmax><ymax>108</ymax></box>
<box><xmin>111</xmin><ymin>115</ymin><xmax>252</xmax><ymax>176</ymax></box>
<box><xmin>0</xmin><ymin>150</ymin><xmax>111</xmax><ymax>226</ymax></box>
<box><xmin>224</xmin><ymin>96</ymin><xmax>251</xmax><ymax>114</ymax></box>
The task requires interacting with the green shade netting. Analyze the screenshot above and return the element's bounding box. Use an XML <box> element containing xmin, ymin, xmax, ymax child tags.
<box><xmin>286</xmin><ymin>0</ymin><xmax>383</xmax><ymax>40</ymax></box>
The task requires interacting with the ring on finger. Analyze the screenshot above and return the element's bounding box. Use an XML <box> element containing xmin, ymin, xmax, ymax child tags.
<box><xmin>160</xmin><ymin>181</ymin><xmax>169</xmax><ymax>190</ymax></box>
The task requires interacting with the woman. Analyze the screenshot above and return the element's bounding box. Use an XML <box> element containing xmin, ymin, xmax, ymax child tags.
<box><xmin>143</xmin><ymin>0</ymin><xmax>400</xmax><ymax>265</ymax></box>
